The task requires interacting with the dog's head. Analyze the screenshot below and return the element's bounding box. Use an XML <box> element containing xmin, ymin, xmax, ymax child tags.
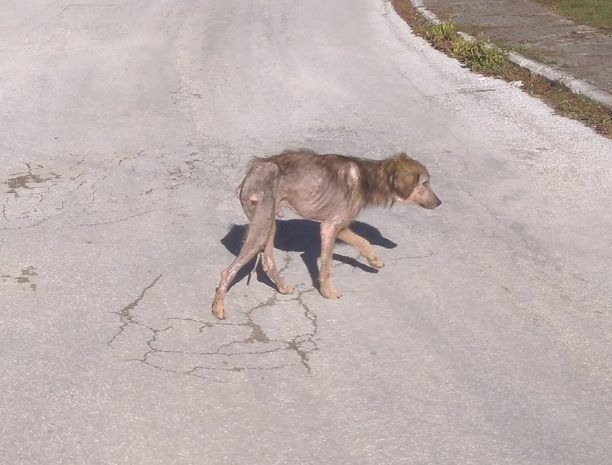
<box><xmin>387</xmin><ymin>153</ymin><xmax>441</xmax><ymax>209</ymax></box>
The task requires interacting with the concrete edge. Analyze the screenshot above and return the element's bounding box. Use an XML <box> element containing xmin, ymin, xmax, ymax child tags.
<box><xmin>407</xmin><ymin>0</ymin><xmax>612</xmax><ymax>110</ymax></box>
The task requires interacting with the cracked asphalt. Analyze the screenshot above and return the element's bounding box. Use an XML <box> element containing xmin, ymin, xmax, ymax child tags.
<box><xmin>1</xmin><ymin>1</ymin><xmax>611</xmax><ymax>464</ymax></box>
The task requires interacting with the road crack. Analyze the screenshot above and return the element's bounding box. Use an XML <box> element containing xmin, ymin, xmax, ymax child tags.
<box><xmin>107</xmin><ymin>261</ymin><xmax>321</xmax><ymax>381</ymax></box>
<box><xmin>107</xmin><ymin>274</ymin><xmax>162</xmax><ymax>347</ymax></box>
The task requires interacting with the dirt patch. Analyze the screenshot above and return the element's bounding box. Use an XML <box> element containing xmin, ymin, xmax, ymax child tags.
<box><xmin>2</xmin><ymin>266</ymin><xmax>38</xmax><ymax>291</ymax></box>
<box><xmin>4</xmin><ymin>169</ymin><xmax>60</xmax><ymax>194</ymax></box>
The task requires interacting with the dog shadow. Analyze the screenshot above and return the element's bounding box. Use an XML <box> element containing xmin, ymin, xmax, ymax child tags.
<box><xmin>219</xmin><ymin>219</ymin><xmax>397</xmax><ymax>291</ymax></box>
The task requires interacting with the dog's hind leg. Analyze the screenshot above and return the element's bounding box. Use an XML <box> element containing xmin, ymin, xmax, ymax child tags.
<box><xmin>212</xmin><ymin>210</ymin><xmax>273</xmax><ymax>319</ymax></box>
<box><xmin>337</xmin><ymin>227</ymin><xmax>384</xmax><ymax>268</ymax></box>
<box><xmin>212</xmin><ymin>162</ymin><xmax>280</xmax><ymax>319</ymax></box>
<box><xmin>262</xmin><ymin>220</ymin><xmax>295</xmax><ymax>295</ymax></box>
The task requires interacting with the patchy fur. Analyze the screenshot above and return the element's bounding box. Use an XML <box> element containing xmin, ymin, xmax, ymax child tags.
<box><xmin>212</xmin><ymin>149</ymin><xmax>441</xmax><ymax>319</ymax></box>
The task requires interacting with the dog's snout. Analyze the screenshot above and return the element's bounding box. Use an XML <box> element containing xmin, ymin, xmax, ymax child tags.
<box><xmin>428</xmin><ymin>194</ymin><xmax>441</xmax><ymax>209</ymax></box>
<box><xmin>421</xmin><ymin>187</ymin><xmax>441</xmax><ymax>210</ymax></box>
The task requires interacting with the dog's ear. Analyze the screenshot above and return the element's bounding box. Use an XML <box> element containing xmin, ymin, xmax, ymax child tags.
<box><xmin>384</xmin><ymin>156</ymin><xmax>419</xmax><ymax>199</ymax></box>
<box><xmin>393</xmin><ymin>171</ymin><xmax>419</xmax><ymax>199</ymax></box>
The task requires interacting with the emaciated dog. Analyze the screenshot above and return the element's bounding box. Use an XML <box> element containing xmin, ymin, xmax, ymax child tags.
<box><xmin>212</xmin><ymin>149</ymin><xmax>441</xmax><ymax>319</ymax></box>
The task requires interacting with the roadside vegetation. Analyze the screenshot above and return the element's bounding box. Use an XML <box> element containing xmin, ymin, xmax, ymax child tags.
<box><xmin>535</xmin><ymin>0</ymin><xmax>612</xmax><ymax>31</ymax></box>
<box><xmin>390</xmin><ymin>0</ymin><xmax>612</xmax><ymax>138</ymax></box>
<box><xmin>426</xmin><ymin>21</ymin><xmax>509</xmax><ymax>73</ymax></box>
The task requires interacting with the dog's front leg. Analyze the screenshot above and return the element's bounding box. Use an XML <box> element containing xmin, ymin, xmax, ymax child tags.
<box><xmin>319</xmin><ymin>222</ymin><xmax>342</xmax><ymax>299</ymax></box>
<box><xmin>337</xmin><ymin>227</ymin><xmax>384</xmax><ymax>268</ymax></box>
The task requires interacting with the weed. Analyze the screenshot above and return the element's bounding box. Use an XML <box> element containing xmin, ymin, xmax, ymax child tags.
<box><xmin>427</xmin><ymin>20</ymin><xmax>456</xmax><ymax>45</ymax></box>
<box><xmin>426</xmin><ymin>20</ymin><xmax>509</xmax><ymax>74</ymax></box>
<box><xmin>453</xmin><ymin>38</ymin><xmax>509</xmax><ymax>73</ymax></box>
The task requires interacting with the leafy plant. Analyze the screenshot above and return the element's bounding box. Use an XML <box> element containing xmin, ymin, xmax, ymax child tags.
<box><xmin>453</xmin><ymin>39</ymin><xmax>509</xmax><ymax>73</ymax></box>
<box><xmin>427</xmin><ymin>20</ymin><xmax>509</xmax><ymax>73</ymax></box>
<box><xmin>426</xmin><ymin>20</ymin><xmax>456</xmax><ymax>46</ymax></box>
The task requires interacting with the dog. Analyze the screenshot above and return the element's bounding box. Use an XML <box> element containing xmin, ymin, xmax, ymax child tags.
<box><xmin>212</xmin><ymin>149</ymin><xmax>441</xmax><ymax>319</ymax></box>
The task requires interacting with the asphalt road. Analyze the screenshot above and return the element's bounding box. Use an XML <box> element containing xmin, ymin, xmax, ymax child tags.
<box><xmin>1</xmin><ymin>1</ymin><xmax>610</xmax><ymax>464</ymax></box>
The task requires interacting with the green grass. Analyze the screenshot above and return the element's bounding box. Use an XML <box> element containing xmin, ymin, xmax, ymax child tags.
<box><xmin>535</xmin><ymin>0</ymin><xmax>612</xmax><ymax>30</ymax></box>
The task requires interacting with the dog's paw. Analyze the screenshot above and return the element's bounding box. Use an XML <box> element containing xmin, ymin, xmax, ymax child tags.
<box><xmin>212</xmin><ymin>307</ymin><xmax>226</xmax><ymax>320</ymax></box>
<box><xmin>367</xmin><ymin>256</ymin><xmax>384</xmax><ymax>268</ymax></box>
<box><xmin>277</xmin><ymin>282</ymin><xmax>295</xmax><ymax>295</ymax></box>
<box><xmin>320</xmin><ymin>285</ymin><xmax>343</xmax><ymax>300</ymax></box>
<box><xmin>211</xmin><ymin>297</ymin><xmax>227</xmax><ymax>320</ymax></box>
